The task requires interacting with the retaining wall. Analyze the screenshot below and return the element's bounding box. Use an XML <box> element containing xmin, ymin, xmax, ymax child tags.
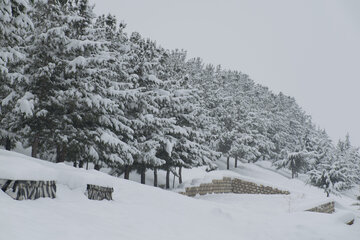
<box><xmin>306</xmin><ymin>201</ymin><xmax>335</xmax><ymax>214</ymax></box>
<box><xmin>180</xmin><ymin>177</ymin><xmax>290</xmax><ymax>197</ymax></box>
<box><xmin>232</xmin><ymin>178</ymin><xmax>290</xmax><ymax>194</ymax></box>
<box><xmin>0</xmin><ymin>179</ymin><xmax>56</xmax><ymax>200</ymax></box>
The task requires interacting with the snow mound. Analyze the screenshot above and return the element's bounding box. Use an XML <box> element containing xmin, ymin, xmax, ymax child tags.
<box><xmin>0</xmin><ymin>150</ymin><xmax>116</xmax><ymax>189</ymax></box>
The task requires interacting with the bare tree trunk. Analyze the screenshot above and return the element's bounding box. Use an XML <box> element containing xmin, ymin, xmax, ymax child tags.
<box><xmin>166</xmin><ymin>169</ymin><xmax>170</xmax><ymax>189</ymax></box>
<box><xmin>94</xmin><ymin>163</ymin><xmax>101</xmax><ymax>171</ymax></box>
<box><xmin>235</xmin><ymin>156</ymin><xmax>238</xmax><ymax>168</ymax></box>
<box><xmin>56</xmin><ymin>145</ymin><xmax>60</xmax><ymax>163</ymax></box>
<box><xmin>124</xmin><ymin>165</ymin><xmax>130</xmax><ymax>179</ymax></box>
<box><xmin>31</xmin><ymin>137</ymin><xmax>39</xmax><ymax>158</ymax></box>
<box><xmin>140</xmin><ymin>167</ymin><xmax>146</xmax><ymax>184</ymax></box>
<box><xmin>153</xmin><ymin>168</ymin><xmax>158</xmax><ymax>187</ymax></box>
<box><xmin>56</xmin><ymin>144</ymin><xmax>66</xmax><ymax>163</ymax></box>
<box><xmin>5</xmin><ymin>137</ymin><xmax>11</xmax><ymax>150</ymax></box>
<box><xmin>172</xmin><ymin>169</ymin><xmax>176</xmax><ymax>188</ymax></box>
<box><xmin>179</xmin><ymin>166</ymin><xmax>183</xmax><ymax>184</ymax></box>
<box><xmin>227</xmin><ymin>156</ymin><xmax>230</xmax><ymax>170</ymax></box>
<box><xmin>291</xmin><ymin>168</ymin><xmax>295</xmax><ymax>179</ymax></box>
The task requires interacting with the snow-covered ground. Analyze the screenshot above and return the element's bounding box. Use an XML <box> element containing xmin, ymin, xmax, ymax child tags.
<box><xmin>0</xmin><ymin>149</ymin><xmax>359</xmax><ymax>240</ymax></box>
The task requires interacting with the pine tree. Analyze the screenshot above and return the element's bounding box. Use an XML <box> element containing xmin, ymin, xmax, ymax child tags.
<box><xmin>0</xmin><ymin>0</ymin><xmax>32</xmax><ymax>150</ymax></box>
<box><xmin>90</xmin><ymin>14</ymin><xmax>138</xmax><ymax>172</ymax></box>
<box><xmin>60</xmin><ymin>0</ymin><xmax>138</xmax><ymax>170</ymax></box>
<box><xmin>125</xmin><ymin>32</ymin><xmax>170</xmax><ymax>183</ymax></box>
<box><xmin>1</xmin><ymin>0</ymin><xmax>73</xmax><ymax>158</ymax></box>
<box><xmin>309</xmin><ymin>134</ymin><xmax>359</xmax><ymax>196</ymax></box>
<box><xmin>158</xmin><ymin>49</ymin><xmax>217</xmax><ymax>184</ymax></box>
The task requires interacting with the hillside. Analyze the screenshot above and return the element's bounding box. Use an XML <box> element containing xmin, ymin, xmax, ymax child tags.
<box><xmin>2</xmin><ymin>0</ymin><xmax>360</xmax><ymax>198</ymax></box>
<box><xmin>1</xmin><ymin>149</ymin><xmax>359</xmax><ymax>240</ymax></box>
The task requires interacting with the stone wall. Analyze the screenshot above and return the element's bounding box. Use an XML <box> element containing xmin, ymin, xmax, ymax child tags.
<box><xmin>232</xmin><ymin>178</ymin><xmax>289</xmax><ymax>195</ymax></box>
<box><xmin>0</xmin><ymin>179</ymin><xmax>56</xmax><ymax>200</ymax></box>
<box><xmin>180</xmin><ymin>177</ymin><xmax>290</xmax><ymax>197</ymax></box>
<box><xmin>306</xmin><ymin>202</ymin><xmax>335</xmax><ymax>214</ymax></box>
<box><xmin>182</xmin><ymin>177</ymin><xmax>233</xmax><ymax>197</ymax></box>
<box><xmin>86</xmin><ymin>184</ymin><xmax>113</xmax><ymax>200</ymax></box>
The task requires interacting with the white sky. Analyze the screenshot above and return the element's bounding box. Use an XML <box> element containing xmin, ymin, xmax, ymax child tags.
<box><xmin>90</xmin><ymin>0</ymin><xmax>360</xmax><ymax>147</ymax></box>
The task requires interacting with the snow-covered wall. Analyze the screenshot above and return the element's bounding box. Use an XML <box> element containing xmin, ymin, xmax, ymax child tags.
<box><xmin>306</xmin><ymin>202</ymin><xmax>335</xmax><ymax>214</ymax></box>
<box><xmin>180</xmin><ymin>177</ymin><xmax>290</xmax><ymax>197</ymax></box>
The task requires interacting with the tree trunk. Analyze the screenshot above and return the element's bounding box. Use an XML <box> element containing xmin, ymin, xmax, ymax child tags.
<box><xmin>140</xmin><ymin>167</ymin><xmax>146</xmax><ymax>184</ymax></box>
<box><xmin>31</xmin><ymin>137</ymin><xmax>39</xmax><ymax>158</ymax></box>
<box><xmin>79</xmin><ymin>160</ymin><xmax>84</xmax><ymax>168</ymax></box>
<box><xmin>56</xmin><ymin>144</ymin><xmax>66</xmax><ymax>163</ymax></box>
<box><xmin>291</xmin><ymin>168</ymin><xmax>295</xmax><ymax>179</ymax></box>
<box><xmin>5</xmin><ymin>137</ymin><xmax>11</xmax><ymax>150</ymax></box>
<box><xmin>124</xmin><ymin>165</ymin><xmax>130</xmax><ymax>179</ymax></box>
<box><xmin>179</xmin><ymin>166</ymin><xmax>183</xmax><ymax>184</ymax></box>
<box><xmin>153</xmin><ymin>168</ymin><xmax>158</xmax><ymax>187</ymax></box>
<box><xmin>172</xmin><ymin>170</ymin><xmax>176</xmax><ymax>188</ymax></box>
<box><xmin>73</xmin><ymin>160</ymin><xmax>78</xmax><ymax>168</ymax></box>
<box><xmin>94</xmin><ymin>164</ymin><xmax>101</xmax><ymax>171</ymax></box>
<box><xmin>166</xmin><ymin>169</ymin><xmax>170</xmax><ymax>189</ymax></box>
<box><xmin>235</xmin><ymin>156</ymin><xmax>238</xmax><ymax>168</ymax></box>
<box><xmin>56</xmin><ymin>145</ymin><xmax>60</xmax><ymax>163</ymax></box>
<box><xmin>227</xmin><ymin>156</ymin><xmax>230</xmax><ymax>170</ymax></box>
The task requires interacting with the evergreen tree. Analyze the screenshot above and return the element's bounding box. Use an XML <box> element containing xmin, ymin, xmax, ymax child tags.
<box><xmin>159</xmin><ymin>49</ymin><xmax>217</xmax><ymax>185</ymax></box>
<box><xmin>309</xmin><ymin>134</ymin><xmax>359</xmax><ymax>196</ymax></box>
<box><xmin>2</xmin><ymin>0</ymin><xmax>72</xmax><ymax>158</ymax></box>
<box><xmin>125</xmin><ymin>32</ymin><xmax>171</xmax><ymax>183</ymax></box>
<box><xmin>0</xmin><ymin>0</ymin><xmax>32</xmax><ymax>150</ymax></box>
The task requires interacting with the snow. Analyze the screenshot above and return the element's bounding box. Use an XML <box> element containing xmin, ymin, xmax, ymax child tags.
<box><xmin>67</xmin><ymin>56</ymin><xmax>86</xmax><ymax>72</ymax></box>
<box><xmin>1</xmin><ymin>91</ymin><xmax>16</xmax><ymax>106</ymax></box>
<box><xmin>0</xmin><ymin>150</ymin><xmax>359</xmax><ymax>240</ymax></box>
<box><xmin>164</xmin><ymin>138</ymin><xmax>174</xmax><ymax>157</ymax></box>
<box><xmin>16</xmin><ymin>92</ymin><xmax>34</xmax><ymax>117</ymax></box>
<box><xmin>88</xmin><ymin>146</ymin><xmax>99</xmax><ymax>161</ymax></box>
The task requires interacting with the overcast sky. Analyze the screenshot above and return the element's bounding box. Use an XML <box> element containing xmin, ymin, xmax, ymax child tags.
<box><xmin>91</xmin><ymin>0</ymin><xmax>360</xmax><ymax>147</ymax></box>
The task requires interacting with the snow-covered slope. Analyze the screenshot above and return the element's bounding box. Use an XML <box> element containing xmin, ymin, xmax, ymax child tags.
<box><xmin>0</xmin><ymin>150</ymin><xmax>359</xmax><ymax>240</ymax></box>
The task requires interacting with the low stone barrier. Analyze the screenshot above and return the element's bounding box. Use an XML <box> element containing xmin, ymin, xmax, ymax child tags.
<box><xmin>0</xmin><ymin>179</ymin><xmax>56</xmax><ymax>200</ymax></box>
<box><xmin>232</xmin><ymin>178</ymin><xmax>289</xmax><ymax>195</ymax></box>
<box><xmin>86</xmin><ymin>184</ymin><xmax>113</xmax><ymax>200</ymax></box>
<box><xmin>306</xmin><ymin>202</ymin><xmax>335</xmax><ymax>214</ymax></box>
<box><xmin>179</xmin><ymin>177</ymin><xmax>290</xmax><ymax>197</ymax></box>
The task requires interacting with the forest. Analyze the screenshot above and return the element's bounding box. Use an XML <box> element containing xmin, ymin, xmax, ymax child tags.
<box><xmin>1</xmin><ymin>0</ymin><xmax>359</xmax><ymax>195</ymax></box>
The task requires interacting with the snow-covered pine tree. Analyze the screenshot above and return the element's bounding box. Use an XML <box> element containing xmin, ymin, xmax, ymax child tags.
<box><xmin>125</xmin><ymin>32</ymin><xmax>172</xmax><ymax>183</ymax></box>
<box><xmin>0</xmin><ymin>0</ymin><xmax>32</xmax><ymax>74</ymax></box>
<box><xmin>309</xmin><ymin>151</ymin><xmax>355</xmax><ymax>197</ymax></box>
<box><xmin>1</xmin><ymin>0</ymin><xmax>73</xmax><ymax>158</ymax></box>
<box><xmin>90</xmin><ymin>14</ymin><xmax>138</xmax><ymax>173</ymax></box>
<box><xmin>277</xmin><ymin>149</ymin><xmax>313</xmax><ymax>178</ymax></box>
<box><xmin>335</xmin><ymin>135</ymin><xmax>360</xmax><ymax>184</ymax></box>
<box><xmin>158</xmin><ymin>49</ymin><xmax>218</xmax><ymax>185</ymax></box>
<box><xmin>0</xmin><ymin>0</ymin><xmax>32</xmax><ymax>150</ymax></box>
<box><xmin>60</xmin><ymin>0</ymin><xmax>137</xmax><ymax>170</ymax></box>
